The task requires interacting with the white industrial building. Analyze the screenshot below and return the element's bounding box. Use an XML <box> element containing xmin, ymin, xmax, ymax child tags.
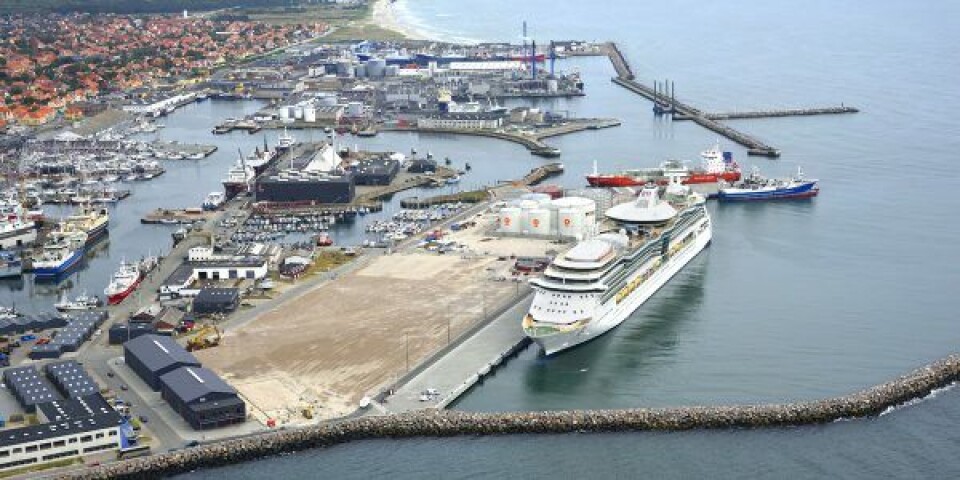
<box><xmin>419</xmin><ymin>112</ymin><xmax>504</xmax><ymax>129</ymax></box>
<box><xmin>498</xmin><ymin>194</ymin><xmax>598</xmax><ymax>240</ymax></box>
<box><xmin>122</xmin><ymin>93</ymin><xmax>193</xmax><ymax>116</ymax></box>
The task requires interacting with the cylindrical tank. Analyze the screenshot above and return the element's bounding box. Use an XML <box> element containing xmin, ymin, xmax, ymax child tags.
<box><xmin>547</xmin><ymin>79</ymin><xmax>559</xmax><ymax>93</ymax></box>
<box><xmin>552</xmin><ymin>197</ymin><xmax>596</xmax><ymax>238</ymax></box>
<box><xmin>527</xmin><ymin>208</ymin><xmax>551</xmax><ymax>235</ymax></box>
<box><xmin>366</xmin><ymin>58</ymin><xmax>386</xmax><ymax>78</ymax></box>
<box><xmin>557</xmin><ymin>208</ymin><xmax>584</xmax><ymax>237</ymax></box>
<box><xmin>336</xmin><ymin>60</ymin><xmax>353</xmax><ymax>77</ymax></box>
<box><xmin>354</xmin><ymin>65</ymin><xmax>367</xmax><ymax>78</ymax></box>
<box><xmin>499</xmin><ymin>207</ymin><xmax>521</xmax><ymax>233</ymax></box>
<box><xmin>278</xmin><ymin>106</ymin><xmax>291</xmax><ymax>121</ymax></box>
<box><xmin>520</xmin><ymin>193</ymin><xmax>552</xmax><ymax>207</ymax></box>
<box><xmin>293</xmin><ymin>106</ymin><xmax>303</xmax><ymax>120</ymax></box>
<box><xmin>303</xmin><ymin>107</ymin><xmax>317</xmax><ymax>123</ymax></box>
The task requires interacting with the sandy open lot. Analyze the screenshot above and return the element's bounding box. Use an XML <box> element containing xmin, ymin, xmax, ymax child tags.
<box><xmin>195</xmin><ymin>251</ymin><xmax>518</xmax><ymax>424</ymax></box>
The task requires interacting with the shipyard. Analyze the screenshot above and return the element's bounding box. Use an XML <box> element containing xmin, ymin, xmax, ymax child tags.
<box><xmin>0</xmin><ymin>0</ymin><xmax>919</xmax><ymax>477</ymax></box>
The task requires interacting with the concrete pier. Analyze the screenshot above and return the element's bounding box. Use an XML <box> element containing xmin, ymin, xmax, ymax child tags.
<box><xmin>381</xmin><ymin>294</ymin><xmax>532</xmax><ymax>413</ymax></box>
<box><xmin>705</xmin><ymin>106</ymin><xmax>859</xmax><ymax>120</ymax></box>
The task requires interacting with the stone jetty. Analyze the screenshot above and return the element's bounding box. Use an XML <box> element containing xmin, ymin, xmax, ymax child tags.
<box><xmin>64</xmin><ymin>354</ymin><xmax>960</xmax><ymax>479</ymax></box>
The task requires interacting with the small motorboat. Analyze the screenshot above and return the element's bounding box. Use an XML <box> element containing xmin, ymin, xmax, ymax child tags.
<box><xmin>55</xmin><ymin>292</ymin><xmax>104</xmax><ymax>312</ymax></box>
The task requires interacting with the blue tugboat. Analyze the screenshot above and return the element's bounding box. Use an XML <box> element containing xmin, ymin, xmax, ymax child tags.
<box><xmin>717</xmin><ymin>167</ymin><xmax>819</xmax><ymax>201</ymax></box>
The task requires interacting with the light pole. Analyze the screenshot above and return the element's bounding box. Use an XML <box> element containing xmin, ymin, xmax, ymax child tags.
<box><xmin>405</xmin><ymin>333</ymin><xmax>410</xmax><ymax>371</ymax></box>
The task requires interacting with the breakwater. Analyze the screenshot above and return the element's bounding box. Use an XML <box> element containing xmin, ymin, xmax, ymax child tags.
<box><xmin>67</xmin><ymin>353</ymin><xmax>960</xmax><ymax>479</ymax></box>
<box><xmin>603</xmin><ymin>42</ymin><xmax>858</xmax><ymax>157</ymax></box>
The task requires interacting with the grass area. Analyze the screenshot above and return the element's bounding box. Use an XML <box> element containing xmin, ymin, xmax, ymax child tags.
<box><xmin>0</xmin><ymin>457</ymin><xmax>83</xmax><ymax>479</ymax></box>
<box><xmin>242</xmin><ymin>3</ymin><xmax>369</xmax><ymax>25</ymax></box>
<box><xmin>321</xmin><ymin>23</ymin><xmax>408</xmax><ymax>42</ymax></box>
<box><xmin>310</xmin><ymin>250</ymin><xmax>354</xmax><ymax>274</ymax></box>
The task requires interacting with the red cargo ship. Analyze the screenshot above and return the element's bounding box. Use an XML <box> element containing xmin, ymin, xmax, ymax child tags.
<box><xmin>586</xmin><ymin>143</ymin><xmax>741</xmax><ymax>187</ymax></box>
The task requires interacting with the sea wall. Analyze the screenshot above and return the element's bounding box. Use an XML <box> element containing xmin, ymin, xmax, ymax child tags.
<box><xmin>67</xmin><ymin>354</ymin><xmax>960</xmax><ymax>479</ymax></box>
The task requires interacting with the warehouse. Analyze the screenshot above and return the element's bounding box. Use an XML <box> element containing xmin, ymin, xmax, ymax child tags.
<box><xmin>192</xmin><ymin>288</ymin><xmax>240</xmax><ymax>315</ymax></box>
<box><xmin>109</xmin><ymin>323</ymin><xmax>156</xmax><ymax>345</ymax></box>
<box><xmin>351</xmin><ymin>157</ymin><xmax>400</xmax><ymax>185</ymax></box>
<box><xmin>418</xmin><ymin>112</ymin><xmax>504</xmax><ymax>129</ymax></box>
<box><xmin>45</xmin><ymin>361</ymin><xmax>100</xmax><ymax>399</ymax></box>
<box><xmin>2</xmin><ymin>367</ymin><xmax>62</xmax><ymax>413</ymax></box>
<box><xmin>255</xmin><ymin>171</ymin><xmax>355</xmax><ymax>204</ymax></box>
<box><xmin>159</xmin><ymin>366</ymin><xmax>246</xmax><ymax>430</ymax></box>
<box><xmin>407</xmin><ymin>158</ymin><xmax>437</xmax><ymax>174</ymax></box>
<box><xmin>123</xmin><ymin>334</ymin><xmax>201</xmax><ymax>391</ymax></box>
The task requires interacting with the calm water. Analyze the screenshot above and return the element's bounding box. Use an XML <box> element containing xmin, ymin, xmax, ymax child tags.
<box><xmin>91</xmin><ymin>0</ymin><xmax>960</xmax><ymax>476</ymax></box>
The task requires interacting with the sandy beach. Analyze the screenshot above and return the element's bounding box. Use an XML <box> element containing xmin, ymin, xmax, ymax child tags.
<box><xmin>368</xmin><ymin>0</ymin><xmax>430</xmax><ymax>41</ymax></box>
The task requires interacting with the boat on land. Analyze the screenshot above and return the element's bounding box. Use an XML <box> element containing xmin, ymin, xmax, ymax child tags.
<box><xmin>523</xmin><ymin>182</ymin><xmax>712</xmax><ymax>355</ymax></box>
<box><xmin>717</xmin><ymin>167</ymin><xmax>819</xmax><ymax>201</ymax></box>
<box><xmin>586</xmin><ymin>143</ymin><xmax>741</xmax><ymax>187</ymax></box>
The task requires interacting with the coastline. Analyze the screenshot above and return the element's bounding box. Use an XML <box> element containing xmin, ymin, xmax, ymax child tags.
<box><xmin>368</xmin><ymin>0</ymin><xmax>431</xmax><ymax>41</ymax></box>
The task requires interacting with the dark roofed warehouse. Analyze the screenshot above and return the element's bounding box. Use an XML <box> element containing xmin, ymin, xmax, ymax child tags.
<box><xmin>159</xmin><ymin>367</ymin><xmax>246</xmax><ymax>430</ymax></box>
<box><xmin>192</xmin><ymin>288</ymin><xmax>240</xmax><ymax>315</ymax></box>
<box><xmin>123</xmin><ymin>334</ymin><xmax>201</xmax><ymax>390</ymax></box>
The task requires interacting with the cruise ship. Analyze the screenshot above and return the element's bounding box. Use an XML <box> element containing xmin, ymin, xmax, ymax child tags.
<box><xmin>523</xmin><ymin>183</ymin><xmax>712</xmax><ymax>355</ymax></box>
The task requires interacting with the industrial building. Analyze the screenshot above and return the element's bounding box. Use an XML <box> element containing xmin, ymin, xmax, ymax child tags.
<box><xmin>407</xmin><ymin>158</ymin><xmax>437</xmax><ymax>174</ymax></box>
<box><xmin>159</xmin><ymin>366</ymin><xmax>246</xmax><ymax>430</ymax></box>
<box><xmin>0</xmin><ymin>406</ymin><xmax>126</xmax><ymax>472</ymax></box>
<box><xmin>44</xmin><ymin>361</ymin><xmax>99</xmax><ymax>399</ymax></box>
<box><xmin>0</xmin><ymin>364</ymin><xmax>128</xmax><ymax>472</ymax></box>
<box><xmin>160</xmin><ymin>252</ymin><xmax>269</xmax><ymax>297</ymax></box>
<box><xmin>192</xmin><ymin>288</ymin><xmax>240</xmax><ymax>315</ymax></box>
<box><xmin>2</xmin><ymin>367</ymin><xmax>62</xmax><ymax>413</ymax></box>
<box><xmin>351</xmin><ymin>156</ymin><xmax>400</xmax><ymax>185</ymax></box>
<box><xmin>123</xmin><ymin>334</ymin><xmax>201</xmax><ymax>391</ymax></box>
<box><xmin>109</xmin><ymin>323</ymin><xmax>156</xmax><ymax>345</ymax></box>
<box><xmin>256</xmin><ymin>171</ymin><xmax>355</xmax><ymax>203</ymax></box>
<box><xmin>418</xmin><ymin>112</ymin><xmax>505</xmax><ymax>129</ymax></box>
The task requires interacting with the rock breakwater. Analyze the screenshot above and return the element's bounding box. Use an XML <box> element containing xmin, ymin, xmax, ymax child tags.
<box><xmin>65</xmin><ymin>354</ymin><xmax>960</xmax><ymax>479</ymax></box>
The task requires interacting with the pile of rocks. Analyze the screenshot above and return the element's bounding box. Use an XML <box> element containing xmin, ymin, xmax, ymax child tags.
<box><xmin>65</xmin><ymin>354</ymin><xmax>960</xmax><ymax>479</ymax></box>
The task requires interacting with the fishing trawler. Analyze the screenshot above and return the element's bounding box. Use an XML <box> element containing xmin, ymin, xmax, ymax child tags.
<box><xmin>104</xmin><ymin>260</ymin><xmax>143</xmax><ymax>305</ymax></box>
<box><xmin>32</xmin><ymin>230</ymin><xmax>87</xmax><ymax>279</ymax></box>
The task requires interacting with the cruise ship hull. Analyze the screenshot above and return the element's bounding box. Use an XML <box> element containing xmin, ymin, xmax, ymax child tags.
<box><xmin>530</xmin><ymin>218</ymin><xmax>713</xmax><ymax>356</ymax></box>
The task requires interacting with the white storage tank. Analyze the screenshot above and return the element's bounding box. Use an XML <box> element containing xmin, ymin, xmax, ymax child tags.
<box><xmin>278</xmin><ymin>106</ymin><xmax>292</xmax><ymax>122</ymax></box>
<box><xmin>527</xmin><ymin>208</ymin><xmax>552</xmax><ymax>235</ymax></box>
<box><xmin>520</xmin><ymin>193</ymin><xmax>552</xmax><ymax>206</ymax></box>
<box><xmin>547</xmin><ymin>79</ymin><xmax>559</xmax><ymax>93</ymax></box>
<box><xmin>303</xmin><ymin>106</ymin><xmax>317</xmax><ymax>123</ymax></box>
<box><xmin>551</xmin><ymin>196</ymin><xmax>597</xmax><ymax>238</ymax></box>
<box><xmin>354</xmin><ymin>65</ymin><xmax>367</xmax><ymax>78</ymax></box>
<box><xmin>499</xmin><ymin>207</ymin><xmax>521</xmax><ymax>233</ymax></box>
<box><xmin>293</xmin><ymin>106</ymin><xmax>304</xmax><ymax>120</ymax></box>
<box><xmin>557</xmin><ymin>208</ymin><xmax>584</xmax><ymax>237</ymax></box>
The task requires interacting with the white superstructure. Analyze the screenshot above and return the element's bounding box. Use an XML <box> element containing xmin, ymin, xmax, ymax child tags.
<box><xmin>523</xmin><ymin>184</ymin><xmax>712</xmax><ymax>355</ymax></box>
<box><xmin>0</xmin><ymin>197</ymin><xmax>37</xmax><ymax>249</ymax></box>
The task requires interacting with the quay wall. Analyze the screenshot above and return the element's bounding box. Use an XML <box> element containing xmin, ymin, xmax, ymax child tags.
<box><xmin>68</xmin><ymin>353</ymin><xmax>960</xmax><ymax>479</ymax></box>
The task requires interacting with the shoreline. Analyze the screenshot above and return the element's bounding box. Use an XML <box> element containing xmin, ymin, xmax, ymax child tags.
<box><xmin>368</xmin><ymin>0</ymin><xmax>432</xmax><ymax>41</ymax></box>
